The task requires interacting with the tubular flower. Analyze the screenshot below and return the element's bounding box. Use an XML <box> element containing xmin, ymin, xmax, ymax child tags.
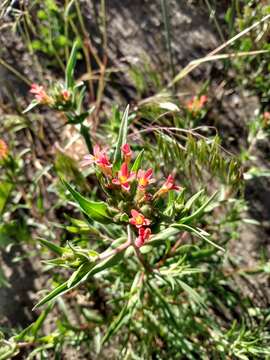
<box><xmin>137</xmin><ymin>168</ymin><xmax>155</xmax><ymax>190</ymax></box>
<box><xmin>156</xmin><ymin>174</ymin><xmax>180</xmax><ymax>197</ymax></box>
<box><xmin>187</xmin><ymin>95</ymin><xmax>207</xmax><ymax>114</ymax></box>
<box><xmin>121</xmin><ymin>143</ymin><xmax>132</xmax><ymax>164</ymax></box>
<box><xmin>30</xmin><ymin>83</ymin><xmax>53</xmax><ymax>105</ymax></box>
<box><xmin>81</xmin><ymin>145</ymin><xmax>112</xmax><ymax>176</ymax></box>
<box><xmin>129</xmin><ymin>209</ymin><xmax>150</xmax><ymax>228</ymax></box>
<box><xmin>263</xmin><ymin>111</ymin><xmax>270</xmax><ymax>127</ymax></box>
<box><xmin>112</xmin><ymin>162</ymin><xmax>136</xmax><ymax>191</ymax></box>
<box><xmin>0</xmin><ymin>139</ymin><xmax>8</xmax><ymax>159</ymax></box>
<box><xmin>62</xmin><ymin>89</ymin><xmax>71</xmax><ymax>102</ymax></box>
<box><xmin>135</xmin><ymin>227</ymin><xmax>151</xmax><ymax>248</ymax></box>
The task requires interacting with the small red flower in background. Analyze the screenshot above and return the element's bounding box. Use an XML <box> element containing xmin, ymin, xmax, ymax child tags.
<box><xmin>30</xmin><ymin>83</ymin><xmax>53</xmax><ymax>105</ymax></box>
<box><xmin>187</xmin><ymin>95</ymin><xmax>208</xmax><ymax>114</ymax></box>
<box><xmin>156</xmin><ymin>174</ymin><xmax>181</xmax><ymax>197</ymax></box>
<box><xmin>121</xmin><ymin>143</ymin><xmax>132</xmax><ymax>164</ymax></box>
<box><xmin>112</xmin><ymin>162</ymin><xmax>136</xmax><ymax>191</ymax></box>
<box><xmin>81</xmin><ymin>145</ymin><xmax>112</xmax><ymax>177</ymax></box>
<box><xmin>137</xmin><ymin>168</ymin><xmax>155</xmax><ymax>190</ymax></box>
<box><xmin>135</xmin><ymin>227</ymin><xmax>151</xmax><ymax>247</ymax></box>
<box><xmin>0</xmin><ymin>139</ymin><xmax>8</xmax><ymax>159</ymax></box>
<box><xmin>129</xmin><ymin>209</ymin><xmax>151</xmax><ymax>228</ymax></box>
<box><xmin>62</xmin><ymin>89</ymin><xmax>71</xmax><ymax>102</ymax></box>
<box><xmin>263</xmin><ymin>111</ymin><xmax>270</xmax><ymax>127</ymax></box>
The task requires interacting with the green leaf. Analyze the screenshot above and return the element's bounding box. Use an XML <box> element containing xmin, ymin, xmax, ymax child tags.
<box><xmin>184</xmin><ymin>189</ymin><xmax>204</xmax><ymax>212</ymax></box>
<box><xmin>0</xmin><ymin>267</ymin><xmax>9</xmax><ymax>288</ymax></box>
<box><xmin>65</xmin><ymin>40</ymin><xmax>80</xmax><ymax>88</ymax></box>
<box><xmin>147</xmin><ymin>227</ymin><xmax>180</xmax><ymax>246</ymax></box>
<box><xmin>0</xmin><ymin>182</ymin><xmax>13</xmax><ymax>214</ymax></box>
<box><xmin>33</xmin><ymin>262</ymin><xmax>93</xmax><ymax>309</ymax></box>
<box><xmin>22</xmin><ymin>100</ymin><xmax>39</xmax><ymax>114</ymax></box>
<box><xmin>67</xmin><ymin>106</ymin><xmax>95</xmax><ymax>125</ymax></box>
<box><xmin>33</xmin><ymin>282</ymin><xmax>69</xmax><ymax>309</ymax></box>
<box><xmin>38</xmin><ymin>238</ymin><xmax>65</xmax><ymax>256</ymax></box>
<box><xmin>34</xmin><ymin>251</ymin><xmax>124</xmax><ymax>309</ymax></box>
<box><xmin>102</xmin><ymin>271</ymin><xmax>141</xmax><ymax>344</ymax></box>
<box><xmin>76</xmin><ymin>85</ymin><xmax>86</xmax><ymax>113</ymax></box>
<box><xmin>31</xmin><ymin>303</ymin><xmax>54</xmax><ymax>338</ymax></box>
<box><xmin>66</xmin><ymin>112</ymin><xmax>89</xmax><ymax>125</ymax></box>
<box><xmin>67</xmin><ymin>261</ymin><xmax>93</xmax><ymax>288</ymax></box>
<box><xmin>88</xmin><ymin>251</ymin><xmax>124</xmax><ymax>278</ymax></box>
<box><xmin>113</xmin><ymin>105</ymin><xmax>129</xmax><ymax>169</ymax></box>
<box><xmin>131</xmin><ymin>149</ymin><xmax>144</xmax><ymax>172</ymax></box>
<box><xmin>178</xmin><ymin>280</ymin><xmax>204</xmax><ymax>306</ymax></box>
<box><xmin>173</xmin><ymin>223</ymin><xmax>224</xmax><ymax>252</ymax></box>
<box><xmin>0</xmin><ymin>339</ymin><xmax>18</xmax><ymax>359</ymax></box>
<box><xmin>80</xmin><ymin>123</ymin><xmax>93</xmax><ymax>153</ymax></box>
<box><xmin>179</xmin><ymin>191</ymin><xmax>218</xmax><ymax>224</ymax></box>
<box><xmin>64</xmin><ymin>0</ymin><xmax>76</xmax><ymax>17</ymax></box>
<box><xmin>62</xmin><ymin>179</ymin><xmax>113</xmax><ymax>224</ymax></box>
<box><xmin>102</xmin><ymin>305</ymin><xmax>129</xmax><ymax>345</ymax></box>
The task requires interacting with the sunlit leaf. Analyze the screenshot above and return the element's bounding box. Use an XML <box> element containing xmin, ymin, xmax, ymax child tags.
<box><xmin>113</xmin><ymin>105</ymin><xmax>129</xmax><ymax>169</ymax></box>
<box><xmin>65</xmin><ymin>39</ymin><xmax>80</xmax><ymax>88</ymax></box>
<box><xmin>62</xmin><ymin>179</ymin><xmax>113</xmax><ymax>224</ymax></box>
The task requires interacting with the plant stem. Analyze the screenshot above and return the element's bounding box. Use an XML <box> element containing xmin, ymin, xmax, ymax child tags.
<box><xmin>80</xmin><ymin>124</ymin><xmax>93</xmax><ymax>153</ymax></box>
<box><xmin>160</xmin><ymin>0</ymin><xmax>175</xmax><ymax>80</ymax></box>
<box><xmin>98</xmin><ymin>240</ymin><xmax>131</xmax><ymax>261</ymax></box>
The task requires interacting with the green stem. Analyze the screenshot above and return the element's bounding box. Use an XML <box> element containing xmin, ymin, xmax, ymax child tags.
<box><xmin>160</xmin><ymin>0</ymin><xmax>175</xmax><ymax>80</ymax></box>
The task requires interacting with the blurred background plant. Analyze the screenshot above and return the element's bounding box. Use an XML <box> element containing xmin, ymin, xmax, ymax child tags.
<box><xmin>0</xmin><ymin>0</ymin><xmax>270</xmax><ymax>359</ymax></box>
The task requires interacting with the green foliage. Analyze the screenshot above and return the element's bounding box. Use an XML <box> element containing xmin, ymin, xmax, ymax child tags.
<box><xmin>62</xmin><ymin>179</ymin><xmax>114</xmax><ymax>224</ymax></box>
<box><xmin>225</xmin><ymin>1</ymin><xmax>270</xmax><ymax>101</ymax></box>
<box><xmin>113</xmin><ymin>105</ymin><xmax>130</xmax><ymax>169</ymax></box>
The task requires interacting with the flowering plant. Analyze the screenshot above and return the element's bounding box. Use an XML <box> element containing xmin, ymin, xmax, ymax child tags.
<box><xmin>33</xmin><ymin>105</ymin><xmax>223</xmax><ymax>322</ymax></box>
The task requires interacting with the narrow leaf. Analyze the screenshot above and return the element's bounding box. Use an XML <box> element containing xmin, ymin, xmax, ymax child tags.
<box><xmin>33</xmin><ymin>282</ymin><xmax>69</xmax><ymax>309</ymax></box>
<box><xmin>65</xmin><ymin>40</ymin><xmax>80</xmax><ymax>88</ymax></box>
<box><xmin>173</xmin><ymin>223</ymin><xmax>224</xmax><ymax>251</ymax></box>
<box><xmin>62</xmin><ymin>179</ymin><xmax>113</xmax><ymax>224</ymax></box>
<box><xmin>0</xmin><ymin>182</ymin><xmax>13</xmax><ymax>214</ymax></box>
<box><xmin>184</xmin><ymin>189</ymin><xmax>204</xmax><ymax>212</ymax></box>
<box><xmin>34</xmin><ymin>251</ymin><xmax>123</xmax><ymax>308</ymax></box>
<box><xmin>179</xmin><ymin>191</ymin><xmax>218</xmax><ymax>224</ymax></box>
<box><xmin>38</xmin><ymin>238</ymin><xmax>65</xmax><ymax>256</ymax></box>
<box><xmin>131</xmin><ymin>149</ymin><xmax>144</xmax><ymax>172</ymax></box>
<box><xmin>113</xmin><ymin>105</ymin><xmax>129</xmax><ymax>169</ymax></box>
<box><xmin>178</xmin><ymin>280</ymin><xmax>204</xmax><ymax>306</ymax></box>
<box><xmin>22</xmin><ymin>100</ymin><xmax>39</xmax><ymax>114</ymax></box>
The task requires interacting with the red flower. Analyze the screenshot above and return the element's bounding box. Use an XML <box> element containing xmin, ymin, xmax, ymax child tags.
<box><xmin>30</xmin><ymin>83</ymin><xmax>53</xmax><ymax>105</ymax></box>
<box><xmin>112</xmin><ymin>162</ymin><xmax>136</xmax><ymax>191</ymax></box>
<box><xmin>129</xmin><ymin>209</ymin><xmax>151</xmax><ymax>228</ymax></box>
<box><xmin>62</xmin><ymin>89</ymin><xmax>70</xmax><ymax>102</ymax></box>
<box><xmin>135</xmin><ymin>227</ymin><xmax>151</xmax><ymax>248</ymax></box>
<box><xmin>137</xmin><ymin>168</ymin><xmax>155</xmax><ymax>190</ymax></box>
<box><xmin>263</xmin><ymin>111</ymin><xmax>270</xmax><ymax>126</ymax></box>
<box><xmin>0</xmin><ymin>139</ymin><xmax>8</xmax><ymax>159</ymax></box>
<box><xmin>156</xmin><ymin>174</ymin><xmax>181</xmax><ymax>197</ymax></box>
<box><xmin>121</xmin><ymin>143</ymin><xmax>132</xmax><ymax>164</ymax></box>
<box><xmin>81</xmin><ymin>145</ymin><xmax>112</xmax><ymax>177</ymax></box>
<box><xmin>187</xmin><ymin>95</ymin><xmax>207</xmax><ymax>114</ymax></box>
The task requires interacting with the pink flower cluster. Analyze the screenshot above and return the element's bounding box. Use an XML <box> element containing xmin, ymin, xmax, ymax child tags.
<box><xmin>30</xmin><ymin>84</ymin><xmax>53</xmax><ymax>105</ymax></box>
<box><xmin>82</xmin><ymin>143</ymin><xmax>181</xmax><ymax>247</ymax></box>
<box><xmin>81</xmin><ymin>145</ymin><xmax>112</xmax><ymax>177</ymax></box>
<box><xmin>30</xmin><ymin>83</ymin><xmax>70</xmax><ymax>106</ymax></box>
